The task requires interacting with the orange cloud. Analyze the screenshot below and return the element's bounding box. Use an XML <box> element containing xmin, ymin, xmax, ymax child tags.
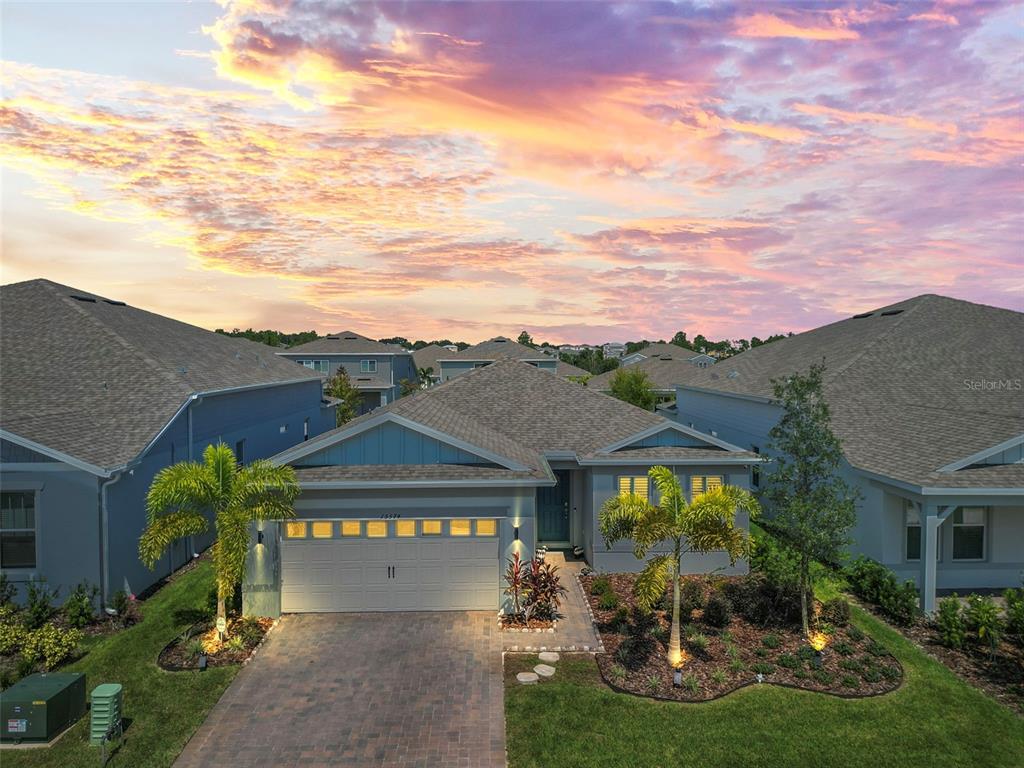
<box><xmin>794</xmin><ymin>103</ymin><xmax>959</xmax><ymax>136</ymax></box>
<box><xmin>734</xmin><ymin>13</ymin><xmax>859</xmax><ymax>41</ymax></box>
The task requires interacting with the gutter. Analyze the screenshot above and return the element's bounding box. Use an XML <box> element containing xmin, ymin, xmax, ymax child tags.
<box><xmin>297</xmin><ymin>478</ymin><xmax>555</xmax><ymax>489</ymax></box>
<box><xmin>98</xmin><ymin>471</ymin><xmax>125</xmax><ymax>606</ymax></box>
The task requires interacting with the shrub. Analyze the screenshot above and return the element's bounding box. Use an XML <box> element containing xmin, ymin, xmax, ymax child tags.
<box><xmin>590</xmin><ymin>576</ymin><xmax>611</xmax><ymax>596</ymax></box>
<box><xmin>0</xmin><ymin>620</ymin><xmax>26</xmax><ymax>656</ymax></box>
<box><xmin>683</xmin><ymin>674</ymin><xmax>699</xmax><ymax>694</ymax></box>
<box><xmin>524</xmin><ymin>559</ymin><xmax>568</xmax><ymax>621</ymax></box>
<box><xmin>0</xmin><ymin>573</ymin><xmax>16</xmax><ymax>607</ymax></box>
<box><xmin>864</xmin><ymin>640</ymin><xmax>890</xmax><ymax>658</ymax></box>
<box><xmin>964</xmin><ymin>594</ymin><xmax>1004</xmax><ymax>655</ymax></box>
<box><xmin>598</xmin><ymin>591</ymin><xmax>619</xmax><ymax>611</ymax></box>
<box><xmin>833</xmin><ymin>640</ymin><xmax>855</xmax><ymax>657</ymax></box>
<box><xmin>846</xmin><ymin>557</ymin><xmax>918</xmax><ymax>626</ymax></box>
<box><xmin>110</xmin><ymin>591</ymin><xmax>141</xmax><ymax>628</ymax></box>
<box><xmin>861</xmin><ymin>667</ymin><xmax>882</xmax><ymax>683</ymax></box>
<box><xmin>23</xmin><ymin>581</ymin><xmax>58</xmax><ymax>630</ymax></box>
<box><xmin>728</xmin><ymin>658</ymin><xmax>745</xmax><ymax>674</ymax></box>
<box><xmin>841</xmin><ymin>674</ymin><xmax>859</xmax><ymax>688</ymax></box>
<box><xmin>755</xmin><ymin>647</ymin><xmax>769</xmax><ymax>658</ymax></box>
<box><xmin>820</xmin><ymin>598</ymin><xmax>851</xmax><ymax>627</ymax></box>
<box><xmin>793</xmin><ymin>668</ymin><xmax>810</xmax><ymax>680</ymax></box>
<box><xmin>813</xmin><ymin>669</ymin><xmax>834</xmax><ymax>685</ymax></box>
<box><xmin>187</xmin><ymin>639</ymin><xmax>206</xmax><ymax>659</ymax></box>
<box><xmin>880</xmin><ymin>665</ymin><xmax>901</xmax><ymax>681</ymax></box>
<box><xmin>609</xmin><ymin>664</ymin><xmax>627</xmax><ymax>682</ymax></box>
<box><xmin>20</xmin><ymin>624</ymin><xmax>81</xmax><ymax>670</ymax></box>
<box><xmin>651</xmin><ymin>625</ymin><xmax>668</xmax><ymax>646</ymax></box>
<box><xmin>612</xmin><ymin>606</ymin><xmax>630</xmax><ymax>634</ymax></box>
<box><xmin>687</xmin><ymin>632</ymin><xmax>710</xmax><ymax>653</ymax></box>
<box><xmin>840</xmin><ymin>658</ymin><xmax>862</xmax><ymax>673</ymax></box>
<box><xmin>63</xmin><ymin>582</ymin><xmax>99</xmax><ymax>629</ymax></box>
<box><xmin>614</xmin><ymin>634</ymin><xmax>655</xmax><ymax>670</ymax></box>
<box><xmin>761</xmin><ymin>633</ymin><xmax>781</xmax><ymax>649</ymax></box>
<box><xmin>776</xmin><ymin>653</ymin><xmax>800</xmax><ymax>669</ymax></box>
<box><xmin>225</xmin><ymin>635</ymin><xmax>245</xmax><ymax>652</ymax></box>
<box><xmin>796</xmin><ymin>645</ymin><xmax>815</xmax><ymax>662</ymax></box>
<box><xmin>936</xmin><ymin>596</ymin><xmax>966</xmax><ymax>650</ymax></box>
<box><xmin>846</xmin><ymin>625</ymin><xmax>865</xmax><ymax>643</ymax></box>
<box><xmin>723</xmin><ymin>575</ymin><xmax>802</xmax><ymax>628</ymax></box>
<box><xmin>1004</xmin><ymin>589</ymin><xmax>1024</xmax><ymax>644</ymax></box>
<box><xmin>752</xmin><ymin>662</ymin><xmax>774</xmax><ymax>675</ymax></box>
<box><xmin>702</xmin><ymin>595</ymin><xmax>732</xmax><ymax>629</ymax></box>
<box><xmin>750</xmin><ymin>531</ymin><xmax>802</xmax><ymax>587</ymax></box>
<box><xmin>879</xmin><ymin>580</ymin><xmax>918</xmax><ymax>626</ymax></box>
<box><xmin>680</xmin><ymin>578</ymin><xmax>705</xmax><ymax>616</ymax></box>
<box><xmin>711</xmin><ymin>669</ymin><xmax>727</xmax><ymax>685</ymax></box>
<box><xmin>233</xmin><ymin>617</ymin><xmax>265</xmax><ymax>647</ymax></box>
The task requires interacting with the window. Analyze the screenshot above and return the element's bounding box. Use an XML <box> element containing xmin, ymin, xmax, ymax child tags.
<box><xmin>905</xmin><ymin>502</ymin><xmax>921</xmax><ymax>561</ymax></box>
<box><xmin>396</xmin><ymin>520</ymin><xmax>416</xmax><ymax>537</ymax></box>
<box><xmin>450</xmin><ymin>519</ymin><xmax>471</xmax><ymax>536</ymax></box>
<box><xmin>690</xmin><ymin>475</ymin><xmax>723</xmax><ymax>498</ymax></box>
<box><xmin>234</xmin><ymin>439</ymin><xmax>245</xmax><ymax>465</ymax></box>
<box><xmin>311</xmin><ymin>521</ymin><xmax>333</xmax><ymax>538</ymax></box>
<box><xmin>475</xmin><ymin>519</ymin><xmax>497</xmax><ymax>536</ymax></box>
<box><xmin>366</xmin><ymin>521</ymin><xmax>388</xmax><ymax>538</ymax></box>
<box><xmin>303</xmin><ymin>418</ymin><xmax>310</xmax><ymax>441</ymax></box>
<box><xmin>341</xmin><ymin>521</ymin><xmax>361</xmax><ymax>537</ymax></box>
<box><xmin>279</xmin><ymin>424</ymin><xmax>288</xmax><ymax>434</ymax></box>
<box><xmin>751</xmin><ymin>446</ymin><xmax>760</xmax><ymax>488</ymax></box>
<box><xmin>299</xmin><ymin>359</ymin><xmax>329</xmax><ymax>374</ymax></box>
<box><xmin>285</xmin><ymin>521</ymin><xmax>307</xmax><ymax>538</ymax></box>
<box><xmin>618</xmin><ymin>476</ymin><xmax>649</xmax><ymax>498</ymax></box>
<box><xmin>953</xmin><ymin>507</ymin><xmax>985</xmax><ymax>560</ymax></box>
<box><xmin>1</xmin><ymin>491</ymin><xmax>36</xmax><ymax>568</ymax></box>
<box><xmin>421</xmin><ymin>520</ymin><xmax>442</xmax><ymax>535</ymax></box>
<box><xmin>360</xmin><ymin>359</ymin><xmax>377</xmax><ymax>373</ymax></box>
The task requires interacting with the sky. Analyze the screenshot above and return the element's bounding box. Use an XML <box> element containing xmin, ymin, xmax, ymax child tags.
<box><xmin>1</xmin><ymin>1</ymin><xmax>1022</xmax><ymax>344</ymax></box>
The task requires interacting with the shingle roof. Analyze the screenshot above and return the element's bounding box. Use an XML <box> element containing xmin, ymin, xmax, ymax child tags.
<box><xmin>440</xmin><ymin>337</ymin><xmax>547</xmax><ymax>362</ymax></box>
<box><xmin>0</xmin><ymin>279</ymin><xmax>323</xmax><ymax>473</ymax></box>
<box><xmin>677</xmin><ymin>294</ymin><xmax>1024</xmax><ymax>489</ymax></box>
<box><xmin>282</xmin><ymin>331</ymin><xmax>409</xmax><ymax>355</ymax></box>
<box><xmin>555</xmin><ymin>360</ymin><xmax>590</xmax><ymax>378</ymax></box>
<box><xmin>289</xmin><ymin>360</ymin><xmax>750</xmax><ymax>480</ymax></box>
<box><xmin>588</xmin><ymin>354</ymin><xmax>710</xmax><ymax>392</ymax></box>
<box><xmin>412</xmin><ymin>344</ymin><xmax>447</xmax><ymax>373</ymax></box>
<box><xmin>625</xmin><ymin>343</ymin><xmax>701</xmax><ymax>361</ymax></box>
<box><xmin>293</xmin><ymin>464</ymin><xmax>540</xmax><ymax>483</ymax></box>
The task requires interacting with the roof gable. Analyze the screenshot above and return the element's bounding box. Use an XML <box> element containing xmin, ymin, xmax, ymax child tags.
<box><xmin>598</xmin><ymin>422</ymin><xmax>742</xmax><ymax>454</ymax></box>
<box><xmin>283</xmin><ymin>331</ymin><xmax>409</xmax><ymax>355</ymax></box>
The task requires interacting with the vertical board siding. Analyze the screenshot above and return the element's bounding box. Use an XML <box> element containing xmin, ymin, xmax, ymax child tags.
<box><xmin>298</xmin><ymin>422</ymin><xmax>490</xmax><ymax>467</ymax></box>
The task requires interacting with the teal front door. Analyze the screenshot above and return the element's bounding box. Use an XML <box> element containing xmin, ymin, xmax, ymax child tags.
<box><xmin>537</xmin><ymin>470</ymin><xmax>571</xmax><ymax>542</ymax></box>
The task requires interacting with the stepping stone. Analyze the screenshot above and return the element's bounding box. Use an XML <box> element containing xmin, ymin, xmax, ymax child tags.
<box><xmin>538</xmin><ymin>652</ymin><xmax>560</xmax><ymax>664</ymax></box>
<box><xmin>516</xmin><ymin>672</ymin><xmax>539</xmax><ymax>685</ymax></box>
<box><xmin>534</xmin><ymin>664</ymin><xmax>556</xmax><ymax>678</ymax></box>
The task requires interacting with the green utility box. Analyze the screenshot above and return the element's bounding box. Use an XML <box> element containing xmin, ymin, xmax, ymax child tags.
<box><xmin>89</xmin><ymin>683</ymin><xmax>123</xmax><ymax>745</ymax></box>
<box><xmin>1</xmin><ymin>672</ymin><xmax>86</xmax><ymax>743</ymax></box>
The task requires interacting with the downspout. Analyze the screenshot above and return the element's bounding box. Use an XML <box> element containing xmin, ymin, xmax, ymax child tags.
<box><xmin>99</xmin><ymin>471</ymin><xmax>125</xmax><ymax>607</ymax></box>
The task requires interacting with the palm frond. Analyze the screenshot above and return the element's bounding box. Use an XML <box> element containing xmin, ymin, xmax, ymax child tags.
<box><xmin>598</xmin><ymin>493</ymin><xmax>652</xmax><ymax>549</ymax></box>
<box><xmin>139</xmin><ymin>510</ymin><xmax>208</xmax><ymax>569</ymax></box>
<box><xmin>634</xmin><ymin>554</ymin><xmax>672</xmax><ymax>609</ymax></box>
<box><xmin>683</xmin><ymin>485</ymin><xmax>759</xmax><ymax>564</ymax></box>
<box><xmin>205</xmin><ymin>442</ymin><xmax>238</xmax><ymax>503</ymax></box>
<box><xmin>145</xmin><ymin>461</ymin><xmax>215</xmax><ymax>523</ymax></box>
<box><xmin>233</xmin><ymin>461</ymin><xmax>300</xmax><ymax>511</ymax></box>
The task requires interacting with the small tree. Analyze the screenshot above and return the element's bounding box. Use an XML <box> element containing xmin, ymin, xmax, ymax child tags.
<box><xmin>399</xmin><ymin>378</ymin><xmax>419</xmax><ymax>397</ymax></box>
<box><xmin>517</xmin><ymin>330</ymin><xmax>534</xmax><ymax>347</ymax></box>
<box><xmin>139</xmin><ymin>443</ymin><xmax>299</xmax><ymax>636</ymax></box>
<box><xmin>600</xmin><ymin>466</ymin><xmax>758</xmax><ymax>668</ymax></box>
<box><xmin>325</xmin><ymin>369</ymin><xmax>362</xmax><ymax>426</ymax></box>
<box><xmin>417</xmin><ymin>366</ymin><xmax>434</xmax><ymax>387</ymax></box>
<box><xmin>609</xmin><ymin>367</ymin><xmax>656</xmax><ymax>410</ymax></box>
<box><xmin>762</xmin><ymin>363</ymin><xmax>858</xmax><ymax>636</ymax></box>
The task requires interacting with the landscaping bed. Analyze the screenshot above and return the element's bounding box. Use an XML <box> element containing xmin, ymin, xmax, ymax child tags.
<box><xmin>158</xmin><ymin>616</ymin><xmax>273</xmax><ymax>671</ymax></box>
<box><xmin>500</xmin><ymin>615</ymin><xmax>556</xmax><ymax>631</ymax></box>
<box><xmin>581</xmin><ymin>572</ymin><xmax>902</xmax><ymax>702</ymax></box>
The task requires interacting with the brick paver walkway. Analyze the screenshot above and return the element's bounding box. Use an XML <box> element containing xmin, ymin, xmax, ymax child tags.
<box><xmin>174</xmin><ymin>612</ymin><xmax>505</xmax><ymax>768</ymax></box>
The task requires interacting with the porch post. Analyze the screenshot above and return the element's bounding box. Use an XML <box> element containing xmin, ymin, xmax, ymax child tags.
<box><xmin>919</xmin><ymin>503</ymin><xmax>952</xmax><ymax>615</ymax></box>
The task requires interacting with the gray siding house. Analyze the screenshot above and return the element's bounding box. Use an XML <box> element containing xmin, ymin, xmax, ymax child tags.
<box><xmin>620</xmin><ymin>343</ymin><xmax>715</xmax><ymax>368</ymax></box>
<box><xmin>0</xmin><ymin>279</ymin><xmax>336</xmax><ymax>604</ymax></box>
<box><xmin>437</xmin><ymin>337</ymin><xmax>557</xmax><ymax>382</ymax></box>
<box><xmin>277</xmin><ymin>331</ymin><xmax>417</xmax><ymax>413</ymax></box>
<box><xmin>245</xmin><ymin>360</ymin><xmax>759</xmax><ymax>616</ymax></box>
<box><xmin>589</xmin><ymin>350</ymin><xmax>712</xmax><ymax>402</ymax></box>
<box><xmin>666</xmin><ymin>294</ymin><xmax>1024</xmax><ymax>612</ymax></box>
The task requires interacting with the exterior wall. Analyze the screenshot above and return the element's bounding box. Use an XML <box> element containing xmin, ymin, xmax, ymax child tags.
<box><xmin>296</xmin><ymin>421</ymin><xmax>490</xmax><ymax>466</ymax></box>
<box><xmin>280</xmin><ymin>352</ymin><xmax>416</xmax><ymax>407</ymax></box>
<box><xmin>586</xmin><ymin>463</ymin><xmax>753</xmax><ymax>575</ymax></box>
<box><xmin>244</xmin><ymin>485</ymin><xmax>537</xmax><ymax>615</ymax></box>
<box><xmin>1</xmin><ymin>379</ymin><xmax>334</xmax><ymax>605</ymax></box>
<box><xmin>439</xmin><ymin>359</ymin><xmax>557</xmax><ymax>382</ymax></box>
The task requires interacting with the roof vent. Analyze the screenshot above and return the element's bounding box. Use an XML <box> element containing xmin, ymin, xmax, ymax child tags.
<box><xmin>326</xmin><ymin>335</ymin><xmax>340</xmax><ymax>340</ymax></box>
<box><xmin>880</xmin><ymin>309</ymin><xmax>904</xmax><ymax>317</ymax></box>
<box><xmin>494</xmin><ymin>339</ymin><xmax>508</xmax><ymax>343</ymax></box>
<box><xmin>103</xmin><ymin>299</ymin><xmax>126</xmax><ymax>306</ymax></box>
<box><xmin>178</xmin><ymin>366</ymin><xmax>188</xmax><ymax>374</ymax></box>
<box><xmin>70</xmin><ymin>294</ymin><xmax>97</xmax><ymax>303</ymax></box>
<box><xmin>344</xmin><ymin>335</ymin><xmax>357</xmax><ymax>340</ymax></box>
<box><xmin>851</xmin><ymin>312</ymin><xmax>873</xmax><ymax>319</ymax></box>
<box><xmin>727</xmin><ymin>370</ymin><xmax>739</xmax><ymax>379</ymax></box>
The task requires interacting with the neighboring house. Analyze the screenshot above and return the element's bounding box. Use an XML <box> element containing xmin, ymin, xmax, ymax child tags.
<box><xmin>245</xmin><ymin>360</ymin><xmax>759</xmax><ymax>615</ymax></box>
<box><xmin>412</xmin><ymin>344</ymin><xmax>447</xmax><ymax>386</ymax></box>
<box><xmin>437</xmin><ymin>337</ymin><xmax>557</xmax><ymax>381</ymax></box>
<box><xmin>277</xmin><ymin>331</ymin><xmax>417</xmax><ymax>414</ymax></box>
<box><xmin>556</xmin><ymin>359</ymin><xmax>590</xmax><ymax>380</ymax></box>
<box><xmin>667</xmin><ymin>294</ymin><xmax>1024</xmax><ymax>612</ymax></box>
<box><xmin>0</xmin><ymin>279</ymin><xmax>336</xmax><ymax>605</ymax></box>
<box><xmin>621</xmin><ymin>343</ymin><xmax>715</xmax><ymax>368</ymax></box>
<box><xmin>588</xmin><ymin>352</ymin><xmax>709</xmax><ymax>402</ymax></box>
<box><xmin>558</xmin><ymin>344</ymin><xmax>592</xmax><ymax>355</ymax></box>
<box><xmin>602</xmin><ymin>342</ymin><xmax>626</xmax><ymax>358</ymax></box>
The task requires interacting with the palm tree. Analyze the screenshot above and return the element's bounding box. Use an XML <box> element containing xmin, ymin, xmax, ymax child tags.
<box><xmin>417</xmin><ymin>366</ymin><xmax>434</xmax><ymax>388</ymax></box>
<box><xmin>139</xmin><ymin>443</ymin><xmax>299</xmax><ymax>635</ymax></box>
<box><xmin>599</xmin><ymin>466</ymin><xmax>758</xmax><ymax>668</ymax></box>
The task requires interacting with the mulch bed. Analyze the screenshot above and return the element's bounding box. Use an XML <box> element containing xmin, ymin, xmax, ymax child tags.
<box><xmin>581</xmin><ymin>573</ymin><xmax>902</xmax><ymax>703</ymax></box>
<box><xmin>850</xmin><ymin>596</ymin><xmax>1023</xmax><ymax>714</ymax></box>
<box><xmin>158</xmin><ymin>616</ymin><xmax>273</xmax><ymax>671</ymax></box>
<box><xmin>500</xmin><ymin>615</ymin><xmax>556</xmax><ymax>631</ymax></box>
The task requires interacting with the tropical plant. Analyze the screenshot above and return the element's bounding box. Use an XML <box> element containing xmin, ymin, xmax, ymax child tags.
<box><xmin>417</xmin><ymin>366</ymin><xmax>434</xmax><ymax>387</ymax></box>
<box><xmin>936</xmin><ymin>596</ymin><xmax>965</xmax><ymax>650</ymax></box>
<box><xmin>964</xmin><ymin>594</ymin><xmax>1004</xmax><ymax>656</ymax></box>
<box><xmin>599</xmin><ymin>465</ymin><xmax>758</xmax><ymax>669</ymax></box>
<box><xmin>523</xmin><ymin>559</ymin><xmax>567</xmax><ymax>621</ymax></box>
<box><xmin>1005</xmin><ymin>588</ymin><xmax>1024</xmax><ymax>644</ymax></box>
<box><xmin>139</xmin><ymin>443</ymin><xmax>299</xmax><ymax>638</ymax></box>
<box><xmin>63</xmin><ymin>581</ymin><xmax>99</xmax><ymax>628</ymax></box>
<box><xmin>503</xmin><ymin>552</ymin><xmax>527</xmax><ymax>617</ymax></box>
<box><xmin>702</xmin><ymin>594</ymin><xmax>732</xmax><ymax>628</ymax></box>
<box><xmin>399</xmin><ymin>378</ymin><xmax>419</xmax><ymax>397</ymax></box>
<box><xmin>21</xmin><ymin>623</ymin><xmax>82</xmax><ymax>670</ymax></box>
<box><xmin>762</xmin><ymin>364</ymin><xmax>859</xmax><ymax>636</ymax></box>
<box><xmin>324</xmin><ymin>368</ymin><xmax>362</xmax><ymax>426</ymax></box>
<box><xmin>23</xmin><ymin>580</ymin><xmax>58</xmax><ymax>630</ymax></box>
<box><xmin>608</xmin><ymin>367</ymin><xmax>656</xmax><ymax>410</ymax></box>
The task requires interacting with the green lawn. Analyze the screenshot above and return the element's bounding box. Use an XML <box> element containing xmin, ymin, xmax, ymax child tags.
<box><xmin>4</xmin><ymin>560</ymin><xmax>236</xmax><ymax>768</ymax></box>
<box><xmin>506</xmin><ymin>600</ymin><xmax>1024</xmax><ymax>768</ymax></box>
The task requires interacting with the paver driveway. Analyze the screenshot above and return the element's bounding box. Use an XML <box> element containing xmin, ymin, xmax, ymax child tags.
<box><xmin>174</xmin><ymin>612</ymin><xmax>505</xmax><ymax>768</ymax></box>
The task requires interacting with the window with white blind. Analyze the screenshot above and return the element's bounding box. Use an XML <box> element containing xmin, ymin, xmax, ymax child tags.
<box><xmin>690</xmin><ymin>475</ymin><xmax>723</xmax><ymax>498</ymax></box>
<box><xmin>617</xmin><ymin>476</ymin><xmax>650</xmax><ymax>498</ymax></box>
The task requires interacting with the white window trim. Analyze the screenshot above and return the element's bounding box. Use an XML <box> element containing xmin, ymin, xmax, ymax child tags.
<box><xmin>0</xmin><ymin>487</ymin><xmax>41</xmax><ymax>573</ymax></box>
<box><xmin>903</xmin><ymin>501</ymin><xmax>941</xmax><ymax>563</ymax></box>
<box><xmin>951</xmin><ymin>506</ymin><xmax>987</xmax><ymax>562</ymax></box>
<box><xmin>360</xmin><ymin>359</ymin><xmax>378</xmax><ymax>373</ymax></box>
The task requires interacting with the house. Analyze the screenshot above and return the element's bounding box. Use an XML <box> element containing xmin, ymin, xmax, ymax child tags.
<box><xmin>556</xmin><ymin>359</ymin><xmax>590</xmax><ymax>380</ymax></box>
<box><xmin>411</xmin><ymin>344</ymin><xmax>448</xmax><ymax>386</ymax></box>
<box><xmin>588</xmin><ymin>352</ymin><xmax>709</xmax><ymax>403</ymax></box>
<box><xmin>620</xmin><ymin>343</ymin><xmax>715</xmax><ymax>368</ymax></box>
<box><xmin>602</xmin><ymin>342</ymin><xmax>626</xmax><ymax>358</ymax></box>
<box><xmin>667</xmin><ymin>294</ymin><xmax>1024</xmax><ymax>612</ymax></box>
<box><xmin>0</xmin><ymin>279</ymin><xmax>336</xmax><ymax>604</ymax></box>
<box><xmin>277</xmin><ymin>331</ymin><xmax>417</xmax><ymax>414</ymax></box>
<box><xmin>245</xmin><ymin>360</ymin><xmax>760</xmax><ymax>615</ymax></box>
<box><xmin>436</xmin><ymin>337</ymin><xmax>557</xmax><ymax>381</ymax></box>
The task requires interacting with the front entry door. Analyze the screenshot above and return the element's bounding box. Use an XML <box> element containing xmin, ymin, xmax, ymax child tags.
<box><xmin>537</xmin><ymin>470</ymin><xmax>571</xmax><ymax>542</ymax></box>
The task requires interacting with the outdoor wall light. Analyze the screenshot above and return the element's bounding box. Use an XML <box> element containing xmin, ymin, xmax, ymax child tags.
<box><xmin>513</xmin><ymin>526</ymin><xmax>520</xmax><ymax>541</ymax></box>
<box><xmin>257</xmin><ymin>529</ymin><xmax>264</xmax><ymax>545</ymax></box>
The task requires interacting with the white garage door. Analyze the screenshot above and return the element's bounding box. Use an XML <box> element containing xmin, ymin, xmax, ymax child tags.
<box><xmin>280</xmin><ymin>518</ymin><xmax>500</xmax><ymax>612</ymax></box>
